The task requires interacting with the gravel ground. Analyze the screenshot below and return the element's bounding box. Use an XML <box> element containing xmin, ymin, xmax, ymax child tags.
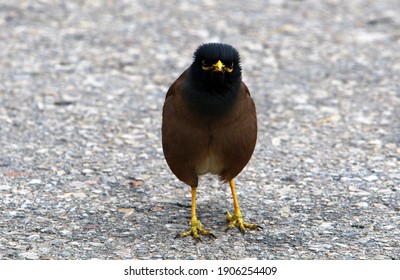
<box><xmin>0</xmin><ymin>0</ymin><xmax>399</xmax><ymax>260</ymax></box>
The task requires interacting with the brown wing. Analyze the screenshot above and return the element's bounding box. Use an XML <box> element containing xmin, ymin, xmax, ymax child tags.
<box><xmin>161</xmin><ymin>70</ymin><xmax>209</xmax><ymax>187</ymax></box>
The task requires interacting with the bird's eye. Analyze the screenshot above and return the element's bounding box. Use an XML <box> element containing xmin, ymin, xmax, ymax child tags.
<box><xmin>226</xmin><ymin>62</ymin><xmax>234</xmax><ymax>73</ymax></box>
<box><xmin>202</xmin><ymin>60</ymin><xmax>211</xmax><ymax>71</ymax></box>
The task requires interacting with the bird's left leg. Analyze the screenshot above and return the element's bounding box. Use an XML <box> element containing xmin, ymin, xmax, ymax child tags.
<box><xmin>226</xmin><ymin>179</ymin><xmax>261</xmax><ymax>233</ymax></box>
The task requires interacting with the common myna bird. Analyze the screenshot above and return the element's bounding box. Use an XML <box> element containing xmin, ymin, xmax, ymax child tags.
<box><xmin>162</xmin><ymin>43</ymin><xmax>259</xmax><ymax>240</ymax></box>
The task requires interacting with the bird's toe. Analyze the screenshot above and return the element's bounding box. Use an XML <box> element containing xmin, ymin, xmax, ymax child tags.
<box><xmin>175</xmin><ymin>218</ymin><xmax>215</xmax><ymax>241</ymax></box>
<box><xmin>226</xmin><ymin>211</ymin><xmax>261</xmax><ymax>233</ymax></box>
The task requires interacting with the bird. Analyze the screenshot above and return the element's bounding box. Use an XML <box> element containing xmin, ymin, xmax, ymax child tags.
<box><xmin>162</xmin><ymin>43</ymin><xmax>259</xmax><ymax>240</ymax></box>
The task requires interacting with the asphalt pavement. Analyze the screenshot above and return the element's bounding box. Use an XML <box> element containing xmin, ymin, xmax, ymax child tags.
<box><xmin>0</xmin><ymin>0</ymin><xmax>399</xmax><ymax>259</ymax></box>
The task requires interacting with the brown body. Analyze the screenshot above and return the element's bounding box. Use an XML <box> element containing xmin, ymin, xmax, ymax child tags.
<box><xmin>162</xmin><ymin>70</ymin><xmax>257</xmax><ymax>188</ymax></box>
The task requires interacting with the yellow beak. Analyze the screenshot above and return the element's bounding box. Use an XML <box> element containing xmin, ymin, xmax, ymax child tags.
<box><xmin>211</xmin><ymin>60</ymin><xmax>225</xmax><ymax>72</ymax></box>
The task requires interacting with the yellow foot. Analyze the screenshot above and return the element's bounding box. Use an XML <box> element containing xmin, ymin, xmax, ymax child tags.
<box><xmin>175</xmin><ymin>218</ymin><xmax>216</xmax><ymax>241</ymax></box>
<box><xmin>226</xmin><ymin>211</ymin><xmax>261</xmax><ymax>233</ymax></box>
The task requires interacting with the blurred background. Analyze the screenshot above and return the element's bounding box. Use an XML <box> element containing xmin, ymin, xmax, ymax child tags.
<box><xmin>0</xmin><ymin>0</ymin><xmax>399</xmax><ymax>259</ymax></box>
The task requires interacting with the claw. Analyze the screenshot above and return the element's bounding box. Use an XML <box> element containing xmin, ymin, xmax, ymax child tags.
<box><xmin>175</xmin><ymin>218</ymin><xmax>215</xmax><ymax>241</ymax></box>
<box><xmin>226</xmin><ymin>211</ymin><xmax>261</xmax><ymax>233</ymax></box>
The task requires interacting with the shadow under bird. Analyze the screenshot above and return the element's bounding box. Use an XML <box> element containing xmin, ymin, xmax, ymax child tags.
<box><xmin>162</xmin><ymin>43</ymin><xmax>260</xmax><ymax>240</ymax></box>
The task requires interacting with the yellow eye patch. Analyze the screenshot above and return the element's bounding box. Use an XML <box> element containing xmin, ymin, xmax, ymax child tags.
<box><xmin>202</xmin><ymin>60</ymin><xmax>212</xmax><ymax>71</ymax></box>
<box><xmin>226</xmin><ymin>62</ymin><xmax>234</xmax><ymax>73</ymax></box>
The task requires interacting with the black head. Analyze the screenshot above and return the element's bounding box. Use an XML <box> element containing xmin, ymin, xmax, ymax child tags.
<box><xmin>184</xmin><ymin>43</ymin><xmax>243</xmax><ymax>118</ymax></box>
<box><xmin>190</xmin><ymin>43</ymin><xmax>242</xmax><ymax>87</ymax></box>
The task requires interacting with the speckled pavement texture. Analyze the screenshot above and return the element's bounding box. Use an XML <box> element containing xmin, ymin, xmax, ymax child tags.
<box><xmin>0</xmin><ymin>0</ymin><xmax>399</xmax><ymax>259</ymax></box>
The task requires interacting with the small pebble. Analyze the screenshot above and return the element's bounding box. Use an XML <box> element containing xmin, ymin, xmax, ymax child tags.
<box><xmin>20</xmin><ymin>252</ymin><xmax>39</xmax><ymax>260</ymax></box>
<box><xmin>27</xmin><ymin>179</ymin><xmax>43</xmax><ymax>186</ymax></box>
<box><xmin>363</xmin><ymin>175</ymin><xmax>379</xmax><ymax>182</ymax></box>
<box><xmin>0</xmin><ymin>185</ymin><xmax>12</xmax><ymax>191</ymax></box>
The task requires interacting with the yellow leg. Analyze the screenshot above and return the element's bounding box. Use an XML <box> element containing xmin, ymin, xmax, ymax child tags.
<box><xmin>226</xmin><ymin>179</ymin><xmax>260</xmax><ymax>233</ymax></box>
<box><xmin>176</xmin><ymin>186</ymin><xmax>215</xmax><ymax>240</ymax></box>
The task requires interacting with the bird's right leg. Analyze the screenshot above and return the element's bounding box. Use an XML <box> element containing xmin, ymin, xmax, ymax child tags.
<box><xmin>176</xmin><ymin>186</ymin><xmax>215</xmax><ymax>241</ymax></box>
